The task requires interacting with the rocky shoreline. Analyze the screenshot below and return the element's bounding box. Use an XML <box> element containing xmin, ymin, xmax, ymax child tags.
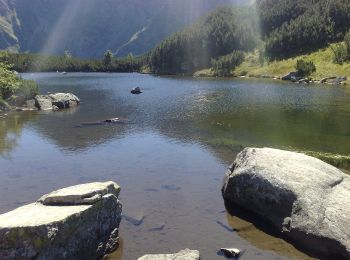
<box><xmin>193</xmin><ymin>69</ymin><xmax>349</xmax><ymax>86</ymax></box>
<box><xmin>0</xmin><ymin>148</ymin><xmax>350</xmax><ymax>259</ymax></box>
<box><xmin>240</xmin><ymin>73</ymin><xmax>348</xmax><ymax>85</ymax></box>
<box><xmin>0</xmin><ymin>93</ymin><xmax>80</xmax><ymax>113</ymax></box>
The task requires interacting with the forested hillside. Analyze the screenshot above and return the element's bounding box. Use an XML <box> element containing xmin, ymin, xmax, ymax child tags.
<box><xmin>0</xmin><ymin>0</ymin><xmax>248</xmax><ymax>58</ymax></box>
<box><xmin>258</xmin><ymin>0</ymin><xmax>350</xmax><ymax>59</ymax></box>
<box><xmin>148</xmin><ymin>7</ymin><xmax>259</xmax><ymax>74</ymax></box>
<box><xmin>148</xmin><ymin>0</ymin><xmax>350</xmax><ymax>74</ymax></box>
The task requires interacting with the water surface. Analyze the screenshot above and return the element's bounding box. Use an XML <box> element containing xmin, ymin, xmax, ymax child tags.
<box><xmin>1</xmin><ymin>73</ymin><xmax>350</xmax><ymax>259</ymax></box>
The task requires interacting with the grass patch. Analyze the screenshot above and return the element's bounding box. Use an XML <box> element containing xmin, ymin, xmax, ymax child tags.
<box><xmin>234</xmin><ymin>44</ymin><xmax>350</xmax><ymax>83</ymax></box>
<box><xmin>303</xmin><ymin>151</ymin><xmax>350</xmax><ymax>171</ymax></box>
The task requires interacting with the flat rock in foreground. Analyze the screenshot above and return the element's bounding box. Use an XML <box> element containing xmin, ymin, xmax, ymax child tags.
<box><xmin>138</xmin><ymin>249</ymin><xmax>200</xmax><ymax>260</ymax></box>
<box><xmin>222</xmin><ymin>148</ymin><xmax>350</xmax><ymax>259</ymax></box>
<box><xmin>0</xmin><ymin>181</ymin><xmax>122</xmax><ymax>260</ymax></box>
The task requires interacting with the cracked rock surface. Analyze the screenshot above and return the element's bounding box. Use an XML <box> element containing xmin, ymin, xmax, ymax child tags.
<box><xmin>222</xmin><ymin>148</ymin><xmax>350</xmax><ymax>259</ymax></box>
<box><xmin>0</xmin><ymin>181</ymin><xmax>122</xmax><ymax>260</ymax></box>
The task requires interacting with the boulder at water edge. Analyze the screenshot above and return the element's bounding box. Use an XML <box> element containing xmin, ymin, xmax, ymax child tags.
<box><xmin>35</xmin><ymin>93</ymin><xmax>80</xmax><ymax>110</ymax></box>
<box><xmin>222</xmin><ymin>148</ymin><xmax>350</xmax><ymax>259</ymax></box>
<box><xmin>0</xmin><ymin>181</ymin><xmax>122</xmax><ymax>260</ymax></box>
<box><xmin>138</xmin><ymin>249</ymin><xmax>200</xmax><ymax>260</ymax></box>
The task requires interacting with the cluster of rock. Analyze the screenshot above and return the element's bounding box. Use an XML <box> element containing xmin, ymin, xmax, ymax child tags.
<box><xmin>34</xmin><ymin>93</ymin><xmax>80</xmax><ymax>111</ymax></box>
<box><xmin>222</xmin><ymin>148</ymin><xmax>350</xmax><ymax>259</ymax></box>
<box><xmin>282</xmin><ymin>72</ymin><xmax>347</xmax><ymax>85</ymax></box>
<box><xmin>2</xmin><ymin>148</ymin><xmax>349</xmax><ymax>259</ymax></box>
<box><xmin>0</xmin><ymin>182</ymin><xmax>122</xmax><ymax>260</ymax></box>
<box><xmin>2</xmin><ymin>93</ymin><xmax>80</xmax><ymax>112</ymax></box>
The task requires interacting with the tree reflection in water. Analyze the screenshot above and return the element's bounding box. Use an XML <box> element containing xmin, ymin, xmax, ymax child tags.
<box><xmin>0</xmin><ymin>112</ymin><xmax>37</xmax><ymax>158</ymax></box>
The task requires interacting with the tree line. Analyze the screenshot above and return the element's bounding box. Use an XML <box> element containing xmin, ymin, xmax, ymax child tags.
<box><xmin>0</xmin><ymin>51</ymin><xmax>144</xmax><ymax>73</ymax></box>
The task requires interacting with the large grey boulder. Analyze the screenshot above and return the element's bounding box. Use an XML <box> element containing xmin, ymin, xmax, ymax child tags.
<box><xmin>35</xmin><ymin>95</ymin><xmax>54</xmax><ymax>110</ymax></box>
<box><xmin>222</xmin><ymin>148</ymin><xmax>350</xmax><ymax>259</ymax></box>
<box><xmin>0</xmin><ymin>181</ymin><xmax>122</xmax><ymax>260</ymax></box>
<box><xmin>49</xmin><ymin>93</ymin><xmax>80</xmax><ymax>109</ymax></box>
<box><xmin>138</xmin><ymin>249</ymin><xmax>200</xmax><ymax>260</ymax></box>
<box><xmin>35</xmin><ymin>93</ymin><xmax>80</xmax><ymax>111</ymax></box>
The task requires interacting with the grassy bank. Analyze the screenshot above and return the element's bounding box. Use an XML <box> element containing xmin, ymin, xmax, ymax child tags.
<box><xmin>195</xmin><ymin>44</ymin><xmax>350</xmax><ymax>85</ymax></box>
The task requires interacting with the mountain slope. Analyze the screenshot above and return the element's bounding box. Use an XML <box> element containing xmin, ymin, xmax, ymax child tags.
<box><xmin>148</xmin><ymin>6</ymin><xmax>260</xmax><ymax>74</ymax></box>
<box><xmin>0</xmin><ymin>0</ymin><xmax>249</xmax><ymax>58</ymax></box>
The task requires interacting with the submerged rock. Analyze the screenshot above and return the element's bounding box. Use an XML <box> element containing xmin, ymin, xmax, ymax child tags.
<box><xmin>138</xmin><ymin>249</ymin><xmax>200</xmax><ymax>260</ymax></box>
<box><xmin>222</xmin><ymin>148</ymin><xmax>350</xmax><ymax>259</ymax></box>
<box><xmin>0</xmin><ymin>181</ymin><xmax>122</xmax><ymax>260</ymax></box>
<box><xmin>35</xmin><ymin>93</ymin><xmax>80</xmax><ymax>111</ymax></box>
<box><xmin>131</xmin><ymin>87</ymin><xmax>142</xmax><ymax>94</ymax></box>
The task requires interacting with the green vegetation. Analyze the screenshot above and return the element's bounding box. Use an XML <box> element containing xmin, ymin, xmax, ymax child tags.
<box><xmin>303</xmin><ymin>151</ymin><xmax>350</xmax><ymax>170</ymax></box>
<box><xmin>332</xmin><ymin>30</ymin><xmax>350</xmax><ymax>64</ymax></box>
<box><xmin>148</xmin><ymin>7</ymin><xmax>259</xmax><ymax>74</ymax></box>
<box><xmin>0</xmin><ymin>60</ymin><xmax>38</xmax><ymax>109</ymax></box>
<box><xmin>258</xmin><ymin>0</ymin><xmax>350</xmax><ymax>59</ymax></box>
<box><xmin>211</xmin><ymin>51</ymin><xmax>244</xmax><ymax>77</ymax></box>
<box><xmin>0</xmin><ymin>62</ymin><xmax>21</xmax><ymax>100</ymax></box>
<box><xmin>331</xmin><ymin>44</ymin><xmax>348</xmax><ymax>65</ymax></box>
<box><xmin>147</xmin><ymin>0</ymin><xmax>350</xmax><ymax>78</ymax></box>
<box><xmin>1</xmin><ymin>0</ymin><xmax>350</xmax><ymax>80</ymax></box>
<box><xmin>295</xmin><ymin>60</ymin><xmax>316</xmax><ymax>78</ymax></box>
<box><xmin>0</xmin><ymin>52</ymin><xmax>144</xmax><ymax>73</ymax></box>
<box><xmin>234</xmin><ymin>45</ymin><xmax>350</xmax><ymax>82</ymax></box>
<box><xmin>103</xmin><ymin>50</ymin><xmax>113</xmax><ymax>67</ymax></box>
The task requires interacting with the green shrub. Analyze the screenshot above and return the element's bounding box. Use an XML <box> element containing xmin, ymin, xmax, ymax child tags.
<box><xmin>295</xmin><ymin>59</ymin><xmax>316</xmax><ymax>78</ymax></box>
<box><xmin>332</xmin><ymin>43</ymin><xmax>348</xmax><ymax>64</ymax></box>
<box><xmin>0</xmin><ymin>62</ymin><xmax>20</xmax><ymax>99</ymax></box>
<box><xmin>16</xmin><ymin>80</ymin><xmax>39</xmax><ymax>100</ymax></box>
<box><xmin>343</xmin><ymin>30</ymin><xmax>350</xmax><ymax>61</ymax></box>
<box><xmin>212</xmin><ymin>51</ymin><xmax>244</xmax><ymax>77</ymax></box>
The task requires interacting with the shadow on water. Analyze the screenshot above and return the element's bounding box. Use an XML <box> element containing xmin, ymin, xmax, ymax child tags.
<box><xmin>224</xmin><ymin>201</ymin><xmax>335</xmax><ymax>260</ymax></box>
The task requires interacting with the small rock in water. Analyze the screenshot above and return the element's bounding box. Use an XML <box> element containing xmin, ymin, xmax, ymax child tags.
<box><xmin>219</xmin><ymin>248</ymin><xmax>241</xmax><ymax>258</ymax></box>
<box><xmin>161</xmin><ymin>184</ymin><xmax>181</xmax><ymax>191</ymax></box>
<box><xmin>131</xmin><ymin>87</ymin><xmax>142</xmax><ymax>94</ymax></box>
<box><xmin>123</xmin><ymin>214</ymin><xmax>145</xmax><ymax>226</ymax></box>
<box><xmin>148</xmin><ymin>223</ymin><xmax>165</xmax><ymax>232</ymax></box>
<box><xmin>105</xmin><ymin>118</ymin><xmax>120</xmax><ymax>123</ymax></box>
<box><xmin>144</xmin><ymin>188</ymin><xmax>160</xmax><ymax>192</ymax></box>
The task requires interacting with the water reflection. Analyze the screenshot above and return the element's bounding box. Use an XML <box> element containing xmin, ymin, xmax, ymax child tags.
<box><xmin>0</xmin><ymin>112</ymin><xmax>37</xmax><ymax>158</ymax></box>
<box><xmin>20</xmin><ymin>73</ymin><xmax>350</xmax><ymax>161</ymax></box>
<box><xmin>2</xmin><ymin>73</ymin><xmax>348</xmax><ymax>259</ymax></box>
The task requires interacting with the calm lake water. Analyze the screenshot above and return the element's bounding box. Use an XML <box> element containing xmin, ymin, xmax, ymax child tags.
<box><xmin>1</xmin><ymin>73</ymin><xmax>350</xmax><ymax>259</ymax></box>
